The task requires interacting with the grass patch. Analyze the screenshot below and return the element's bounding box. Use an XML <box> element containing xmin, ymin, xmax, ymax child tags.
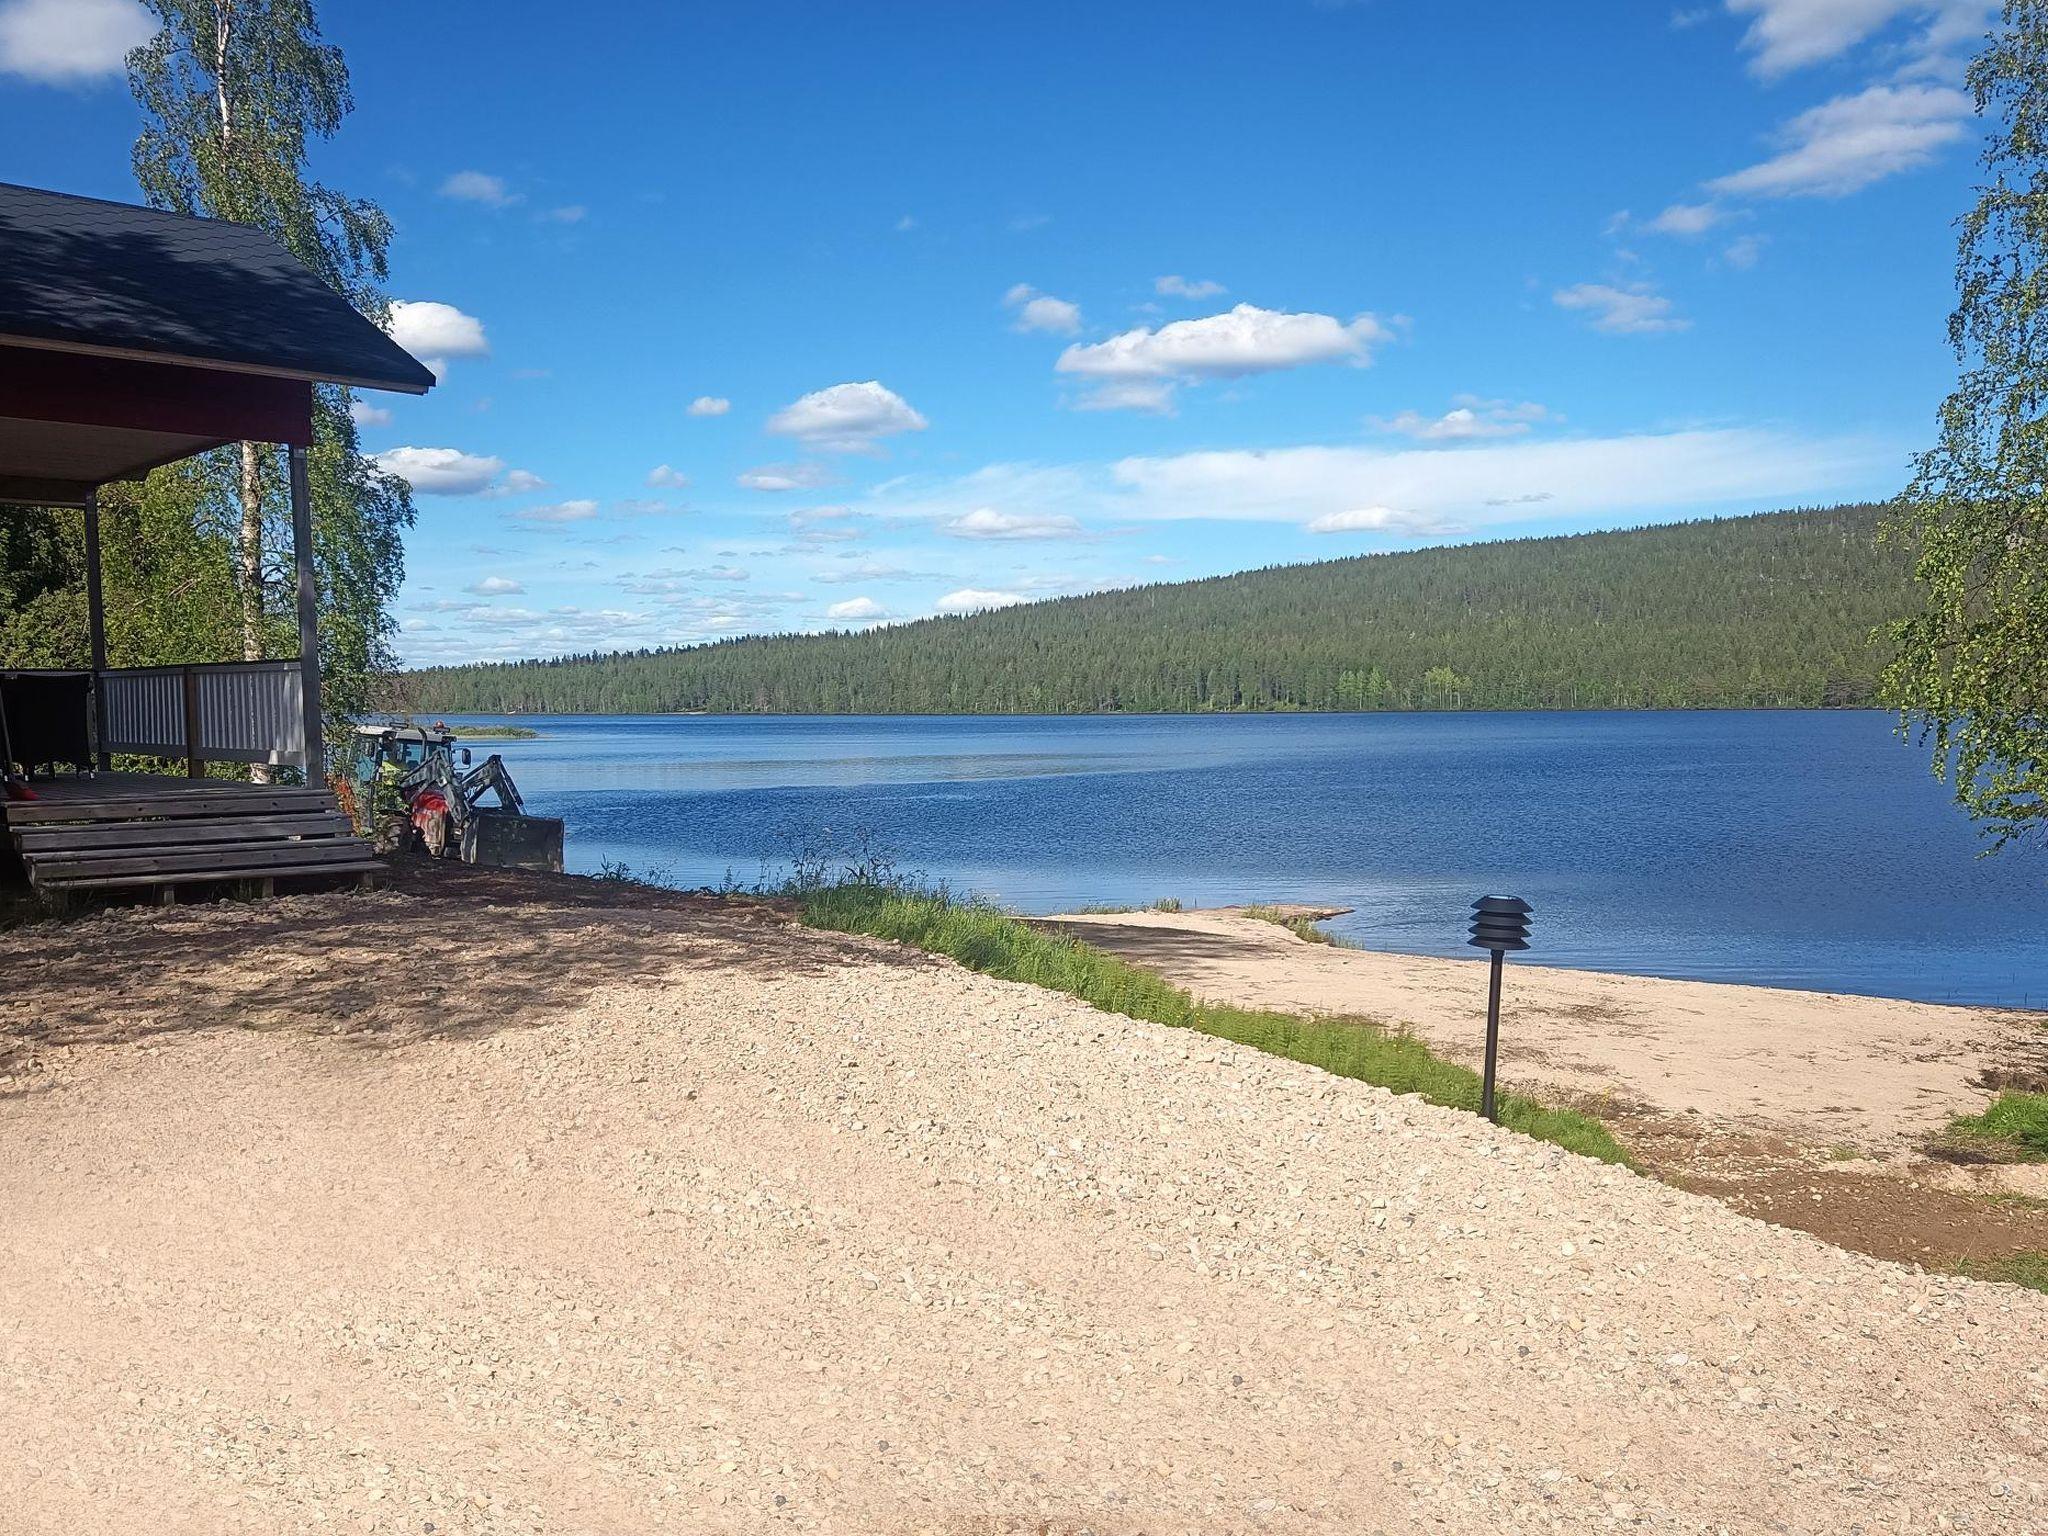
<box><xmin>1242</xmin><ymin>904</ymin><xmax>1339</xmax><ymax>946</ymax></box>
<box><xmin>1955</xmin><ymin>1251</ymin><xmax>2048</xmax><ymax>1295</ymax></box>
<box><xmin>451</xmin><ymin>723</ymin><xmax>540</xmax><ymax>739</ymax></box>
<box><xmin>1941</xmin><ymin>1093</ymin><xmax>2048</xmax><ymax>1162</ymax></box>
<box><xmin>798</xmin><ymin>882</ymin><xmax>1628</xmax><ymax>1166</ymax></box>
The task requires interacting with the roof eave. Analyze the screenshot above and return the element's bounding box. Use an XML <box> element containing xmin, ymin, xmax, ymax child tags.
<box><xmin>0</xmin><ymin>329</ymin><xmax>436</xmax><ymax>396</ymax></box>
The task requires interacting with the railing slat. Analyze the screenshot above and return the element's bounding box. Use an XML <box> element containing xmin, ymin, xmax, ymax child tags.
<box><xmin>99</xmin><ymin>661</ymin><xmax>307</xmax><ymax>768</ymax></box>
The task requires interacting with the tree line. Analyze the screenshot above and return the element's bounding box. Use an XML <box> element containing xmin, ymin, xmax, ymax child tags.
<box><xmin>399</xmin><ymin>505</ymin><xmax>1914</xmax><ymax>717</ymax></box>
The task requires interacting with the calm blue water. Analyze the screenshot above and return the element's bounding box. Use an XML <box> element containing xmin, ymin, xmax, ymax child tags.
<box><xmin>439</xmin><ymin>711</ymin><xmax>2048</xmax><ymax>1009</ymax></box>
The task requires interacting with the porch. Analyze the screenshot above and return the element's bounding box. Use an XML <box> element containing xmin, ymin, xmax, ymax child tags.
<box><xmin>2</xmin><ymin>769</ymin><xmax>379</xmax><ymax>901</ymax></box>
<box><xmin>0</xmin><ymin>180</ymin><xmax>436</xmax><ymax>905</ymax></box>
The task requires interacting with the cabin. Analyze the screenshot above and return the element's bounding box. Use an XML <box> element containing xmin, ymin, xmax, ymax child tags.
<box><xmin>0</xmin><ymin>181</ymin><xmax>435</xmax><ymax>903</ymax></box>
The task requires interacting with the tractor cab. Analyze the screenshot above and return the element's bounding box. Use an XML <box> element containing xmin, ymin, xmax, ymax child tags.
<box><xmin>356</xmin><ymin>721</ymin><xmax>563</xmax><ymax>872</ymax></box>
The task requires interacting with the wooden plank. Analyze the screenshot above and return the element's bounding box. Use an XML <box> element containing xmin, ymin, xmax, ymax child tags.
<box><xmin>13</xmin><ymin>812</ymin><xmax>352</xmax><ymax>853</ymax></box>
<box><xmin>31</xmin><ymin>838</ymin><xmax>376</xmax><ymax>883</ymax></box>
<box><xmin>47</xmin><ymin>859</ymin><xmax>387</xmax><ymax>893</ymax></box>
<box><xmin>3</xmin><ymin>790</ymin><xmax>336</xmax><ymax>825</ymax></box>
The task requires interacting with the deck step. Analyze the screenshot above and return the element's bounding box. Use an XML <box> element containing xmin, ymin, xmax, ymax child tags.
<box><xmin>3</xmin><ymin>789</ymin><xmax>337</xmax><ymax>825</ymax></box>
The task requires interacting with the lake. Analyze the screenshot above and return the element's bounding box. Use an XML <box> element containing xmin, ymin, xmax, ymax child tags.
<box><xmin>437</xmin><ymin>711</ymin><xmax>2048</xmax><ymax>1009</ymax></box>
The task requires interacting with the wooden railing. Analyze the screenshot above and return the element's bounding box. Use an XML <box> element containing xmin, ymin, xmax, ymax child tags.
<box><xmin>98</xmin><ymin>661</ymin><xmax>307</xmax><ymax>772</ymax></box>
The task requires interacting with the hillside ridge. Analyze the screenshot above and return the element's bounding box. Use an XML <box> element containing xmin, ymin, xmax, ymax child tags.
<box><xmin>399</xmin><ymin>504</ymin><xmax>1911</xmax><ymax>715</ymax></box>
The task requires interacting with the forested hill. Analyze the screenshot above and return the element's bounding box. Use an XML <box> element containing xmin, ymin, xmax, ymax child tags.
<box><xmin>401</xmin><ymin>505</ymin><xmax>1913</xmax><ymax>715</ymax></box>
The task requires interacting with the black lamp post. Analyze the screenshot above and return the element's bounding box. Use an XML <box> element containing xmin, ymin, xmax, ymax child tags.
<box><xmin>1467</xmin><ymin>895</ymin><xmax>1533</xmax><ymax>1123</ymax></box>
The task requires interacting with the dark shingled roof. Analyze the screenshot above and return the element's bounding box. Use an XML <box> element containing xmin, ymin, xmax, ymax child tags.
<box><xmin>0</xmin><ymin>182</ymin><xmax>435</xmax><ymax>394</ymax></box>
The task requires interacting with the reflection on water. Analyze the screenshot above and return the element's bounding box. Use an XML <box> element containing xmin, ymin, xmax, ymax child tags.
<box><xmin>443</xmin><ymin>712</ymin><xmax>2048</xmax><ymax>1009</ymax></box>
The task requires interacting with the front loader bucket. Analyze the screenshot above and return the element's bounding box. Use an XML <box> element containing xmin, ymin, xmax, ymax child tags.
<box><xmin>461</xmin><ymin>809</ymin><xmax>565</xmax><ymax>873</ymax></box>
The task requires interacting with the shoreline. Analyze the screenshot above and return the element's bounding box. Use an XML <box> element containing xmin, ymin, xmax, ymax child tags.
<box><xmin>1039</xmin><ymin>904</ymin><xmax>2047</xmax><ymax>1155</ymax></box>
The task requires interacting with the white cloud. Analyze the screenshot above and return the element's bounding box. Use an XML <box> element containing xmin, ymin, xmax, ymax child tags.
<box><xmin>466</xmin><ymin>575</ymin><xmax>525</xmax><ymax>596</ymax></box>
<box><xmin>738</xmin><ymin>462</ymin><xmax>831</xmax><ymax>492</ymax></box>
<box><xmin>1070</xmin><ymin>379</ymin><xmax>1178</xmax><ymax>415</ymax></box>
<box><xmin>826</xmin><ymin>596</ymin><xmax>888</xmax><ymax>622</ymax></box>
<box><xmin>1105</xmin><ymin>430</ymin><xmax>1883</xmax><ymax>529</ymax></box>
<box><xmin>1725</xmin><ymin>0</ymin><xmax>1949</xmax><ymax>77</ymax></box>
<box><xmin>767</xmin><ymin>381</ymin><xmax>928</xmax><ymax>452</ymax></box>
<box><xmin>0</xmin><ymin>0</ymin><xmax>152</xmax><ymax>82</ymax></box>
<box><xmin>1305</xmin><ymin>506</ymin><xmax>1453</xmax><ymax>537</ymax></box>
<box><xmin>1707</xmin><ymin>82</ymin><xmax>1970</xmax><ymax>198</ymax></box>
<box><xmin>935</xmin><ymin>588</ymin><xmax>1028</xmax><ymax>615</ymax></box>
<box><xmin>1645</xmin><ymin>201</ymin><xmax>1726</xmax><ymax>237</ymax></box>
<box><xmin>511</xmin><ymin>499</ymin><xmax>600</xmax><ymax>525</ymax></box>
<box><xmin>1155</xmin><ymin>274</ymin><xmax>1227</xmax><ymax>299</ymax></box>
<box><xmin>1552</xmin><ymin>282</ymin><xmax>1688</xmax><ymax>335</ymax></box>
<box><xmin>1058</xmin><ymin>303</ymin><xmax>1389</xmax><ymax>382</ymax></box>
<box><xmin>1003</xmin><ymin>284</ymin><xmax>1083</xmax><ymax>335</ymax></box>
<box><xmin>372</xmin><ymin>446</ymin><xmax>506</xmax><ymax>496</ymax></box>
<box><xmin>499</xmin><ymin>469</ymin><xmax>547</xmax><ymax>494</ymax></box>
<box><xmin>348</xmin><ymin>399</ymin><xmax>393</xmax><ymax>429</ymax></box>
<box><xmin>1724</xmin><ymin>233</ymin><xmax>1768</xmax><ymax>268</ymax></box>
<box><xmin>943</xmin><ymin>507</ymin><xmax>1086</xmax><ymax>540</ymax></box>
<box><xmin>646</xmin><ymin>464</ymin><xmax>690</xmax><ymax>489</ymax></box>
<box><xmin>1372</xmin><ymin>397</ymin><xmax>1556</xmax><ymax>441</ymax></box>
<box><xmin>439</xmin><ymin>170</ymin><xmax>520</xmax><ymax>207</ymax></box>
<box><xmin>385</xmin><ymin>300</ymin><xmax>490</xmax><ymax>377</ymax></box>
<box><xmin>863</xmin><ymin>427</ymin><xmax>1891</xmax><ymax>540</ymax></box>
<box><xmin>687</xmin><ymin>395</ymin><xmax>732</xmax><ymax>417</ymax></box>
<box><xmin>541</xmin><ymin>204</ymin><xmax>586</xmax><ymax>224</ymax></box>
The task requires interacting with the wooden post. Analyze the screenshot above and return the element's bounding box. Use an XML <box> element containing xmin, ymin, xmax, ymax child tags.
<box><xmin>288</xmin><ymin>443</ymin><xmax>325</xmax><ymax>784</ymax></box>
<box><xmin>182</xmin><ymin>665</ymin><xmax>203</xmax><ymax>779</ymax></box>
<box><xmin>83</xmin><ymin>488</ymin><xmax>110</xmax><ymax>771</ymax></box>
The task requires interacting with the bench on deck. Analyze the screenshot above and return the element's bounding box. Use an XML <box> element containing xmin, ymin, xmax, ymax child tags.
<box><xmin>5</xmin><ymin>779</ymin><xmax>385</xmax><ymax>902</ymax></box>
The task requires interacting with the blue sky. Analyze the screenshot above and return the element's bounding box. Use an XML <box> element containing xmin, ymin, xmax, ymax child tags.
<box><xmin>0</xmin><ymin>0</ymin><xmax>1994</xmax><ymax>664</ymax></box>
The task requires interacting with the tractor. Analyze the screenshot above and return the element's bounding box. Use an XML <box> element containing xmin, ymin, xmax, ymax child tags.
<box><xmin>359</xmin><ymin>723</ymin><xmax>564</xmax><ymax>872</ymax></box>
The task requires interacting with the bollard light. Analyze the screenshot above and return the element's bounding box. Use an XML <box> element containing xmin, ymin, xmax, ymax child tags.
<box><xmin>1467</xmin><ymin>896</ymin><xmax>1533</xmax><ymax>1124</ymax></box>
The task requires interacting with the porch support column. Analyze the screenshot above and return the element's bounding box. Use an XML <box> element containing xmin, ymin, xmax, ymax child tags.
<box><xmin>83</xmin><ymin>487</ymin><xmax>110</xmax><ymax>771</ymax></box>
<box><xmin>288</xmin><ymin>444</ymin><xmax>324</xmax><ymax>781</ymax></box>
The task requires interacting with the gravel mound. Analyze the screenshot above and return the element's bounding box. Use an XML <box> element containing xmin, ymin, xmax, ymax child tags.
<box><xmin>0</xmin><ymin>888</ymin><xmax>2042</xmax><ymax>1533</ymax></box>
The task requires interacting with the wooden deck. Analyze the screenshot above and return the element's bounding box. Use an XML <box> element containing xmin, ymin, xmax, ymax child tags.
<box><xmin>3</xmin><ymin>772</ymin><xmax>385</xmax><ymax>903</ymax></box>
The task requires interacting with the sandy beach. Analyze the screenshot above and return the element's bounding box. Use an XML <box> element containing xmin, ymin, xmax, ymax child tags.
<box><xmin>0</xmin><ymin>868</ymin><xmax>2043</xmax><ymax>1534</ymax></box>
<box><xmin>1043</xmin><ymin>907</ymin><xmax>2047</xmax><ymax>1154</ymax></box>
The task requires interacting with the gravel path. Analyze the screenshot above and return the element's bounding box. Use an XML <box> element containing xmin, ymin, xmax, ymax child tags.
<box><xmin>1</xmin><ymin>884</ymin><xmax>2043</xmax><ymax>1534</ymax></box>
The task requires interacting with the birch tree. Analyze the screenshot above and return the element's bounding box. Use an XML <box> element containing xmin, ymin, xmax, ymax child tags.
<box><xmin>125</xmin><ymin>0</ymin><xmax>413</xmax><ymax>772</ymax></box>
<box><xmin>1884</xmin><ymin>0</ymin><xmax>2048</xmax><ymax>851</ymax></box>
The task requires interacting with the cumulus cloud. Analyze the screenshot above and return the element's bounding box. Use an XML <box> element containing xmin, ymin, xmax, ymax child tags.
<box><xmin>348</xmin><ymin>399</ymin><xmax>393</xmax><ymax>429</ymax></box>
<box><xmin>499</xmin><ymin>469</ymin><xmax>547</xmax><ymax>494</ymax></box>
<box><xmin>372</xmin><ymin>446</ymin><xmax>508</xmax><ymax>496</ymax></box>
<box><xmin>687</xmin><ymin>395</ymin><xmax>732</xmax><ymax>417</ymax></box>
<box><xmin>1707</xmin><ymin>81</ymin><xmax>1970</xmax><ymax>198</ymax></box>
<box><xmin>1003</xmin><ymin>284</ymin><xmax>1083</xmax><ymax>335</ymax></box>
<box><xmin>935</xmin><ymin>588</ymin><xmax>1028</xmax><ymax>615</ymax></box>
<box><xmin>466</xmin><ymin>575</ymin><xmax>525</xmax><ymax>596</ymax></box>
<box><xmin>826</xmin><ymin>596</ymin><xmax>888</xmax><ymax>622</ymax></box>
<box><xmin>511</xmin><ymin>499</ymin><xmax>600</xmax><ymax>525</ymax></box>
<box><xmin>0</xmin><ymin>0</ymin><xmax>152</xmax><ymax>81</ymax></box>
<box><xmin>1155</xmin><ymin>274</ymin><xmax>1227</xmax><ymax>299</ymax></box>
<box><xmin>439</xmin><ymin>169</ymin><xmax>520</xmax><ymax>207</ymax></box>
<box><xmin>1372</xmin><ymin>397</ymin><xmax>1556</xmax><ymax>441</ymax></box>
<box><xmin>767</xmin><ymin>381</ymin><xmax>928</xmax><ymax>452</ymax></box>
<box><xmin>646</xmin><ymin>464</ymin><xmax>690</xmax><ymax>489</ymax></box>
<box><xmin>385</xmin><ymin>300</ymin><xmax>489</xmax><ymax>377</ymax></box>
<box><xmin>738</xmin><ymin>462</ymin><xmax>831</xmax><ymax>492</ymax></box>
<box><xmin>943</xmin><ymin>507</ymin><xmax>1086</xmax><ymax>540</ymax></box>
<box><xmin>1552</xmin><ymin>282</ymin><xmax>1688</xmax><ymax>335</ymax></box>
<box><xmin>1059</xmin><ymin>303</ymin><xmax>1388</xmax><ymax>381</ymax></box>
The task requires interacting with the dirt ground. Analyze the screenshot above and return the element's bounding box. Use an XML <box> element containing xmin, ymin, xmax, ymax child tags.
<box><xmin>1</xmin><ymin>869</ymin><xmax>2044</xmax><ymax>1534</ymax></box>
